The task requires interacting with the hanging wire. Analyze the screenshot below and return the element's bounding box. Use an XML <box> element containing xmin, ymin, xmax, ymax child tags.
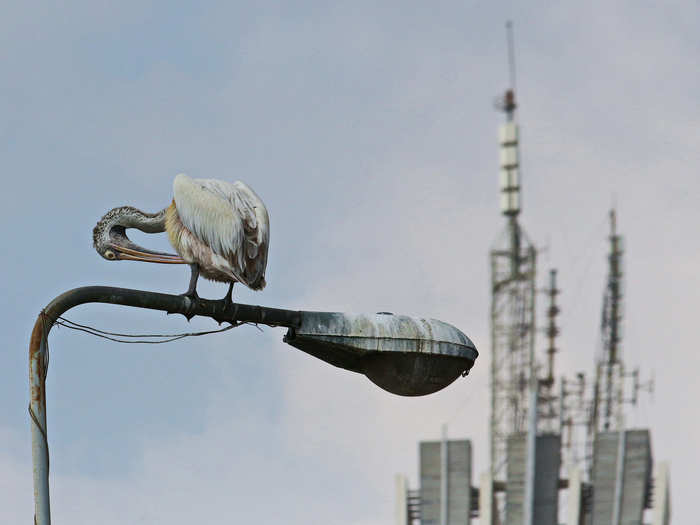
<box><xmin>29</xmin><ymin>309</ymin><xmax>255</xmax><ymax>490</ymax></box>
<box><xmin>53</xmin><ymin>315</ymin><xmax>249</xmax><ymax>344</ymax></box>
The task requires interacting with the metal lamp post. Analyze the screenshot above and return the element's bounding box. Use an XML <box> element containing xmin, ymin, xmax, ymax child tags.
<box><xmin>29</xmin><ymin>286</ymin><xmax>478</xmax><ymax>524</ymax></box>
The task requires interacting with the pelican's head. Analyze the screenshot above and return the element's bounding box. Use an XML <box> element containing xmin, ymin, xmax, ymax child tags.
<box><xmin>93</xmin><ymin>206</ymin><xmax>184</xmax><ymax>263</ymax></box>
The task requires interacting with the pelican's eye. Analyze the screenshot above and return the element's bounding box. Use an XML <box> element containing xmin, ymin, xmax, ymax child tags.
<box><xmin>104</xmin><ymin>250</ymin><xmax>117</xmax><ymax>260</ymax></box>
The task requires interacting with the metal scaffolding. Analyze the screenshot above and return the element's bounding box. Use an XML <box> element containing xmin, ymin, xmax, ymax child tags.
<box><xmin>489</xmin><ymin>218</ymin><xmax>537</xmax><ymax>480</ymax></box>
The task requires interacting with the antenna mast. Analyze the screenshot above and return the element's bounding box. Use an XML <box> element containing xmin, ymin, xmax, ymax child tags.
<box><xmin>591</xmin><ymin>210</ymin><xmax>625</xmax><ymax>434</ymax></box>
<box><xmin>489</xmin><ymin>22</ymin><xmax>538</xmax><ymax>523</ymax></box>
<box><xmin>506</xmin><ymin>20</ymin><xmax>517</xmax><ymax>116</ymax></box>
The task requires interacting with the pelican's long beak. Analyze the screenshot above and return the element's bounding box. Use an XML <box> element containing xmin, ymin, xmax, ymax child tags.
<box><xmin>110</xmin><ymin>244</ymin><xmax>186</xmax><ymax>264</ymax></box>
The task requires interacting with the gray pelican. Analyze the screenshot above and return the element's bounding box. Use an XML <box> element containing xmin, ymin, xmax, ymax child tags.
<box><xmin>93</xmin><ymin>174</ymin><xmax>269</xmax><ymax>305</ymax></box>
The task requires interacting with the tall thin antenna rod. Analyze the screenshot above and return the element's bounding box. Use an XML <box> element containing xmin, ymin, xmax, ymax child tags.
<box><xmin>495</xmin><ymin>21</ymin><xmax>517</xmax><ymax>120</ymax></box>
<box><xmin>506</xmin><ymin>21</ymin><xmax>517</xmax><ymax>95</ymax></box>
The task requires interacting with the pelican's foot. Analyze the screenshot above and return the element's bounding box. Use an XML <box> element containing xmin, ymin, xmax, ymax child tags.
<box><xmin>179</xmin><ymin>290</ymin><xmax>200</xmax><ymax>321</ymax></box>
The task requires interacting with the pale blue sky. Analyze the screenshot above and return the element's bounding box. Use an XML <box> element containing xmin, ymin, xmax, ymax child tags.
<box><xmin>2</xmin><ymin>1</ymin><xmax>698</xmax><ymax>523</ymax></box>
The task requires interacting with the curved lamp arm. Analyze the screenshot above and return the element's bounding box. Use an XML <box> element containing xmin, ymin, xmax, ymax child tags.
<box><xmin>29</xmin><ymin>286</ymin><xmax>302</xmax><ymax>525</ymax></box>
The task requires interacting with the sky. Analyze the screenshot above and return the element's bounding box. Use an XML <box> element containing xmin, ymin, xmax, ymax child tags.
<box><xmin>1</xmin><ymin>1</ymin><xmax>698</xmax><ymax>523</ymax></box>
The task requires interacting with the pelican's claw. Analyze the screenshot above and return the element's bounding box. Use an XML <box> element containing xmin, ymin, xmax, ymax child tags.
<box><xmin>179</xmin><ymin>291</ymin><xmax>200</xmax><ymax>321</ymax></box>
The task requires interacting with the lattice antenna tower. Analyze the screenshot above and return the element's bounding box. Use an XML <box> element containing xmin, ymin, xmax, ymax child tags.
<box><xmin>553</xmin><ymin>210</ymin><xmax>655</xmax><ymax>479</ymax></box>
<box><xmin>591</xmin><ymin>210</ymin><xmax>625</xmax><ymax>435</ymax></box>
<box><xmin>489</xmin><ymin>21</ymin><xmax>538</xmax><ymax>499</ymax></box>
<box><xmin>582</xmin><ymin>209</ymin><xmax>655</xmax><ymax>478</ymax></box>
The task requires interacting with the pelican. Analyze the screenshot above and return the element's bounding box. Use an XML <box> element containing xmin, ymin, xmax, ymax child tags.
<box><xmin>93</xmin><ymin>174</ymin><xmax>269</xmax><ymax>305</ymax></box>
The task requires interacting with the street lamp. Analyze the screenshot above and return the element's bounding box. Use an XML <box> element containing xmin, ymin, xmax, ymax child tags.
<box><xmin>285</xmin><ymin>311</ymin><xmax>477</xmax><ymax>396</ymax></box>
<box><xmin>29</xmin><ymin>286</ymin><xmax>478</xmax><ymax>524</ymax></box>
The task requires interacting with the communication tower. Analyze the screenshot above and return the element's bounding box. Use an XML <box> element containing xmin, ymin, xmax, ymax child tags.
<box><xmin>488</xmin><ymin>21</ymin><xmax>539</xmax><ymax>521</ymax></box>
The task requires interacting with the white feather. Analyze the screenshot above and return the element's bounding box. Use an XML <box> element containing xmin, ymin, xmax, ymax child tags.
<box><xmin>173</xmin><ymin>173</ymin><xmax>269</xmax><ymax>288</ymax></box>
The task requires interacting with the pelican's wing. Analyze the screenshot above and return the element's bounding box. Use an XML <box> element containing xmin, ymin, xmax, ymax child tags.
<box><xmin>173</xmin><ymin>174</ymin><xmax>269</xmax><ymax>289</ymax></box>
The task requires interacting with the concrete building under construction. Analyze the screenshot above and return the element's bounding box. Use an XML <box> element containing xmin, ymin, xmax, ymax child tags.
<box><xmin>395</xmin><ymin>24</ymin><xmax>671</xmax><ymax>525</ymax></box>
